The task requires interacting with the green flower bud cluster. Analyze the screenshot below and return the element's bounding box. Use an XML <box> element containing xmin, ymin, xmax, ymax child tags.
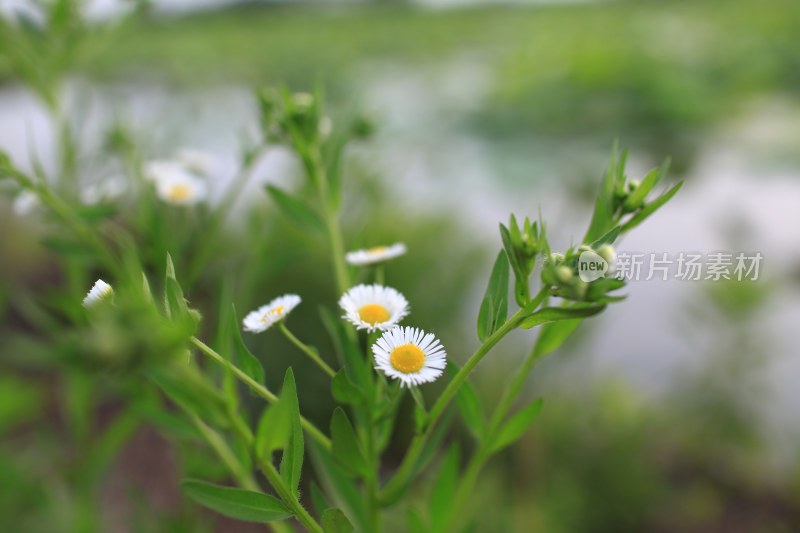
<box><xmin>540</xmin><ymin>243</ymin><xmax>625</xmax><ymax>303</ymax></box>
<box><xmin>500</xmin><ymin>214</ymin><xmax>546</xmax><ymax>306</ymax></box>
<box><xmin>258</xmin><ymin>89</ymin><xmax>326</xmax><ymax>146</ymax></box>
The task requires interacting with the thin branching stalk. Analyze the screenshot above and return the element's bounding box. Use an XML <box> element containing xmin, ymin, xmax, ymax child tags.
<box><xmin>189</xmin><ymin>336</ymin><xmax>332</xmax><ymax>450</ymax></box>
<box><xmin>259</xmin><ymin>460</ymin><xmax>324</xmax><ymax>533</ymax></box>
<box><xmin>186</xmin><ymin>411</ymin><xmax>259</xmax><ymax>491</ymax></box>
<box><xmin>380</xmin><ymin>289</ymin><xmax>548</xmax><ymax>504</ymax></box>
<box><xmin>278</xmin><ymin>323</ymin><xmax>336</xmax><ymax>378</ymax></box>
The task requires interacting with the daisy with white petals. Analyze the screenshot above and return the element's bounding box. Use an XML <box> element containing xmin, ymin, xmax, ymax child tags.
<box><xmin>83</xmin><ymin>279</ymin><xmax>113</xmax><ymax>307</ymax></box>
<box><xmin>345</xmin><ymin>243</ymin><xmax>406</xmax><ymax>266</ymax></box>
<box><xmin>243</xmin><ymin>294</ymin><xmax>301</xmax><ymax>333</ymax></box>
<box><xmin>339</xmin><ymin>284</ymin><xmax>409</xmax><ymax>332</ymax></box>
<box><xmin>154</xmin><ymin>169</ymin><xmax>207</xmax><ymax>206</ymax></box>
<box><xmin>372</xmin><ymin>326</ymin><xmax>447</xmax><ymax>387</ymax></box>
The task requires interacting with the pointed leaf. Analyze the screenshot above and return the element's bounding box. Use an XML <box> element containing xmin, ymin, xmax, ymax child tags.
<box><xmin>311</xmin><ymin>482</ymin><xmax>333</xmax><ymax>517</ymax></box>
<box><xmin>407</xmin><ymin>507</ymin><xmax>429</xmax><ymax>533</ymax></box>
<box><xmin>518</xmin><ymin>305</ymin><xmax>606</xmax><ymax>329</ymax></box>
<box><xmin>181</xmin><ymin>479</ymin><xmax>292</xmax><ymax>522</ymax></box>
<box><xmin>490</xmin><ymin>398</ymin><xmax>544</xmax><ymax>453</ymax></box>
<box><xmin>330</xmin><ymin>407</ymin><xmax>368</xmax><ymax>477</ymax></box>
<box><xmin>255</xmin><ymin>401</ymin><xmax>291</xmax><ymax>459</ymax></box>
<box><xmin>266</xmin><ymin>184</ymin><xmax>325</xmax><ymax>235</ymax></box>
<box><xmin>533</xmin><ymin>319</ymin><xmax>583</xmax><ymax>358</ymax></box>
<box><xmin>429</xmin><ymin>445</ymin><xmax>460</xmax><ymax>533</ymax></box>
<box><xmin>322</xmin><ymin>508</ymin><xmax>354</xmax><ymax>533</ymax></box>
<box><xmin>477</xmin><ymin>250</ymin><xmax>510</xmax><ymax>342</ymax></box>
<box><xmin>331</xmin><ymin>370</ymin><xmax>363</xmax><ymax>405</ymax></box>
<box><xmin>620</xmin><ymin>181</ymin><xmax>684</xmax><ymax>234</ymax></box>
<box><xmin>450</xmin><ymin>365</ymin><xmax>484</xmax><ymax>440</ymax></box>
<box><xmin>589</xmin><ymin>225</ymin><xmax>621</xmax><ymax>249</ymax></box>
<box><xmin>307</xmin><ymin>440</ymin><xmax>367</xmax><ymax>531</ymax></box>
<box><xmin>279</xmin><ymin>368</ymin><xmax>304</xmax><ymax>495</ymax></box>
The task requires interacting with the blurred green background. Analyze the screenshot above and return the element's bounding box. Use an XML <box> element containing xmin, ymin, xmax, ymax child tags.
<box><xmin>1</xmin><ymin>0</ymin><xmax>800</xmax><ymax>531</ymax></box>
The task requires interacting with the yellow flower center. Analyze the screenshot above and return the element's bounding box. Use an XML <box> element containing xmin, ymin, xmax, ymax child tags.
<box><xmin>390</xmin><ymin>344</ymin><xmax>425</xmax><ymax>374</ymax></box>
<box><xmin>168</xmin><ymin>183</ymin><xmax>192</xmax><ymax>202</ymax></box>
<box><xmin>358</xmin><ymin>304</ymin><xmax>390</xmax><ymax>325</ymax></box>
<box><xmin>368</xmin><ymin>246</ymin><xmax>387</xmax><ymax>254</ymax></box>
<box><xmin>261</xmin><ymin>305</ymin><xmax>285</xmax><ymax>322</ymax></box>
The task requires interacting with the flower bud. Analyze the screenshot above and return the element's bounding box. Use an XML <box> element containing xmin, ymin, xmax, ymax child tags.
<box><xmin>596</xmin><ymin>244</ymin><xmax>617</xmax><ymax>273</ymax></box>
<box><xmin>555</xmin><ymin>265</ymin><xmax>574</xmax><ymax>284</ymax></box>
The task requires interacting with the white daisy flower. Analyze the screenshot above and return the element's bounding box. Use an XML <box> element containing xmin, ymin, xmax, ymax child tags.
<box><xmin>243</xmin><ymin>294</ymin><xmax>301</xmax><ymax>333</ymax></box>
<box><xmin>83</xmin><ymin>279</ymin><xmax>113</xmax><ymax>307</ymax></box>
<box><xmin>154</xmin><ymin>169</ymin><xmax>207</xmax><ymax>206</ymax></box>
<box><xmin>372</xmin><ymin>326</ymin><xmax>446</xmax><ymax>387</ymax></box>
<box><xmin>177</xmin><ymin>148</ymin><xmax>216</xmax><ymax>178</ymax></box>
<box><xmin>345</xmin><ymin>243</ymin><xmax>407</xmax><ymax>266</ymax></box>
<box><xmin>339</xmin><ymin>284</ymin><xmax>409</xmax><ymax>332</ymax></box>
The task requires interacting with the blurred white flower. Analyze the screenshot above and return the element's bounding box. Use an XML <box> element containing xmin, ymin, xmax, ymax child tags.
<box><xmin>339</xmin><ymin>284</ymin><xmax>409</xmax><ymax>332</ymax></box>
<box><xmin>372</xmin><ymin>326</ymin><xmax>446</xmax><ymax>387</ymax></box>
<box><xmin>243</xmin><ymin>294</ymin><xmax>301</xmax><ymax>333</ymax></box>
<box><xmin>83</xmin><ymin>279</ymin><xmax>113</xmax><ymax>307</ymax></box>
<box><xmin>12</xmin><ymin>190</ymin><xmax>40</xmax><ymax>216</ymax></box>
<box><xmin>154</xmin><ymin>169</ymin><xmax>207</xmax><ymax>206</ymax></box>
<box><xmin>345</xmin><ymin>243</ymin><xmax>407</xmax><ymax>266</ymax></box>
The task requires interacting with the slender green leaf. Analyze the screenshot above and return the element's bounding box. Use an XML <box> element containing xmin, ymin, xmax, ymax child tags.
<box><xmin>620</xmin><ymin>181</ymin><xmax>684</xmax><ymax>234</ymax></box>
<box><xmin>165</xmin><ymin>253</ymin><xmax>177</xmax><ymax>280</ymax></box>
<box><xmin>255</xmin><ymin>401</ymin><xmax>291</xmax><ymax>459</ymax></box>
<box><xmin>331</xmin><ymin>370</ymin><xmax>363</xmax><ymax>405</ymax></box>
<box><xmin>589</xmin><ymin>225</ymin><xmax>621</xmax><ymax>249</ymax></box>
<box><xmin>407</xmin><ymin>507</ymin><xmax>429</xmax><ymax>533</ymax></box>
<box><xmin>146</xmin><ymin>367</ymin><xmax>228</xmax><ymax>428</ymax></box>
<box><xmin>533</xmin><ymin>319</ymin><xmax>583</xmax><ymax>358</ymax></box>
<box><xmin>266</xmin><ymin>184</ymin><xmax>325</xmax><ymax>235</ymax></box>
<box><xmin>322</xmin><ymin>508</ymin><xmax>354</xmax><ymax>533</ymax></box>
<box><xmin>181</xmin><ymin>479</ymin><xmax>292</xmax><ymax>522</ymax></box>
<box><xmin>307</xmin><ymin>440</ymin><xmax>367</xmax><ymax>531</ymax></box>
<box><xmin>330</xmin><ymin>408</ymin><xmax>368</xmax><ymax>477</ymax></box>
<box><xmin>518</xmin><ymin>305</ymin><xmax>606</xmax><ymax>329</ymax></box>
<box><xmin>477</xmin><ymin>250</ymin><xmax>510</xmax><ymax>342</ymax></box>
<box><xmin>499</xmin><ymin>223</ymin><xmax>530</xmax><ymax>307</ymax></box>
<box><xmin>451</xmin><ymin>365</ymin><xmax>484</xmax><ymax>440</ymax></box>
<box><xmin>490</xmin><ymin>398</ymin><xmax>544</xmax><ymax>453</ymax></box>
<box><xmin>278</xmin><ymin>368</ymin><xmax>304</xmax><ymax>495</ymax></box>
<box><xmin>429</xmin><ymin>445</ymin><xmax>460</xmax><ymax>533</ymax></box>
<box><xmin>623</xmin><ymin>165</ymin><xmax>661</xmax><ymax>210</ymax></box>
<box><xmin>310</xmin><ymin>482</ymin><xmax>333</xmax><ymax>517</ymax></box>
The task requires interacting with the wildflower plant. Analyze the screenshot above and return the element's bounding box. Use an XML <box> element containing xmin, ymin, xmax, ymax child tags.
<box><xmin>0</xmin><ymin>4</ymin><xmax>684</xmax><ymax>531</ymax></box>
<box><xmin>0</xmin><ymin>84</ymin><xmax>680</xmax><ymax>531</ymax></box>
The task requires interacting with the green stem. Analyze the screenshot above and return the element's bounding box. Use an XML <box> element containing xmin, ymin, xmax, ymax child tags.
<box><xmin>312</xmin><ymin>146</ymin><xmax>350</xmax><ymax>297</ymax></box>
<box><xmin>379</xmin><ymin>311</ymin><xmax>523</xmax><ymax>504</ymax></box>
<box><xmin>189</xmin><ymin>336</ymin><xmax>332</xmax><ymax>451</ymax></box>
<box><xmin>260</xmin><ymin>461</ymin><xmax>324</xmax><ymax>533</ymax></box>
<box><xmin>446</xmin><ymin>292</ymin><xmax>553</xmax><ymax>529</ymax></box>
<box><xmin>279</xmin><ymin>323</ymin><xmax>336</xmax><ymax>378</ymax></box>
<box><xmin>364</xmin><ymin>333</ymin><xmax>382</xmax><ymax>532</ymax></box>
<box><xmin>380</xmin><ymin>289</ymin><xmax>548</xmax><ymax>504</ymax></box>
<box><xmin>187</xmin><ymin>411</ymin><xmax>259</xmax><ymax>491</ymax></box>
